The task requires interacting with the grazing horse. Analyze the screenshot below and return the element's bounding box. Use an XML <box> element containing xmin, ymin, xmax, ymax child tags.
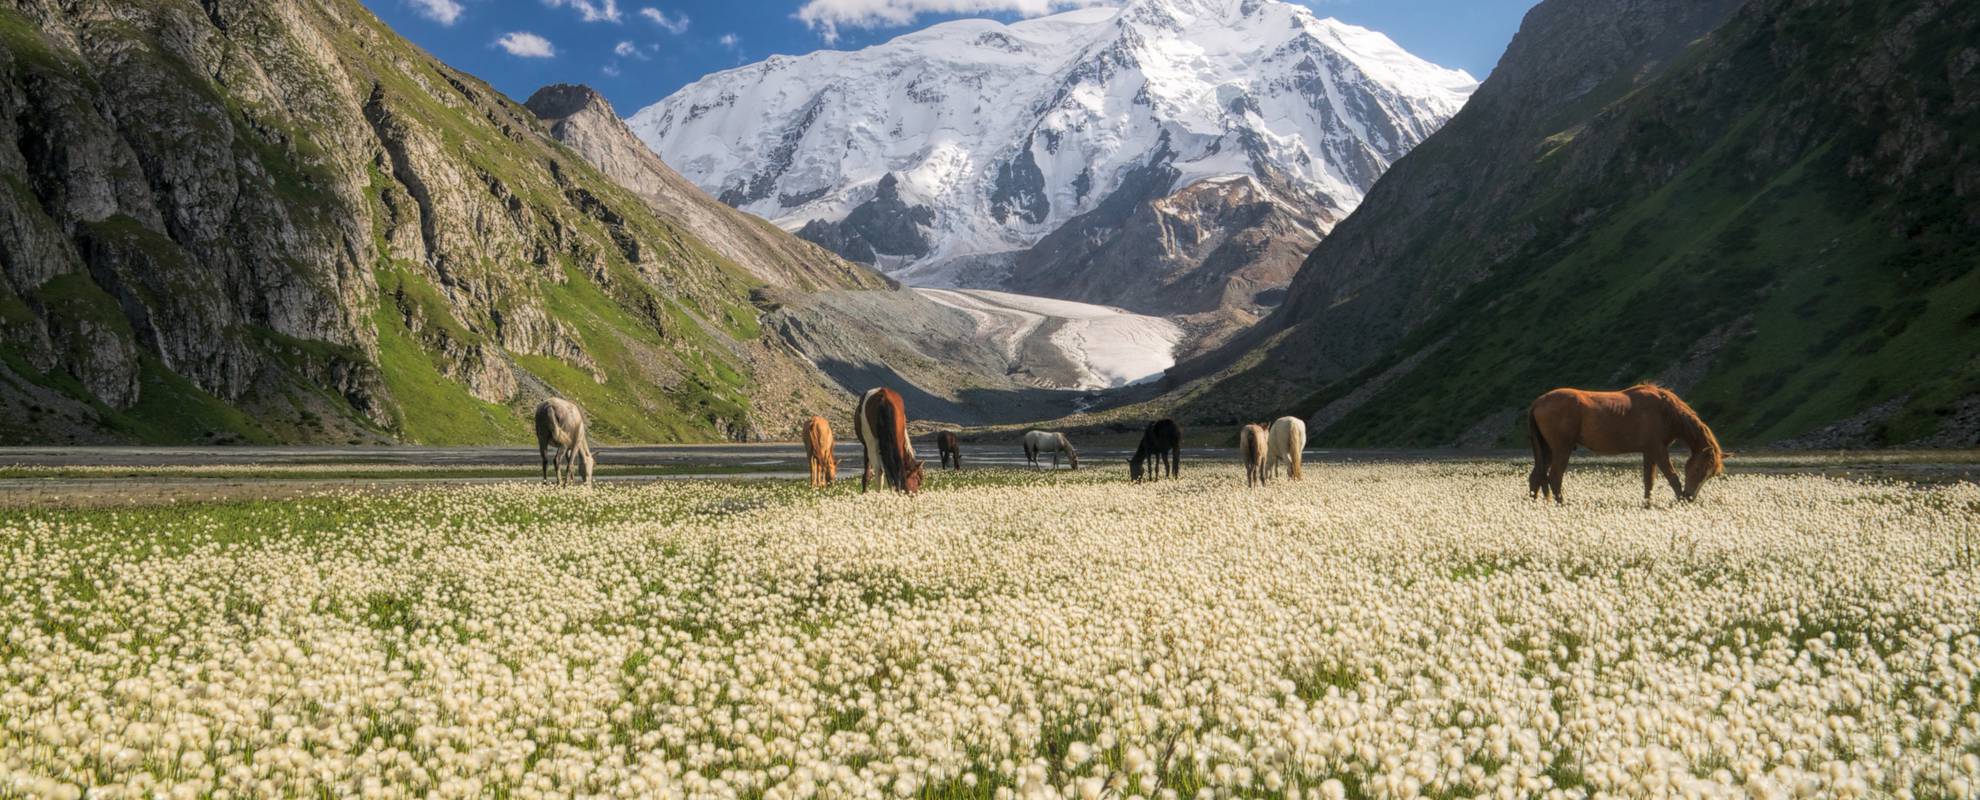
<box><xmin>1129</xmin><ymin>419</ymin><xmax>1182</xmax><ymax>481</ymax></box>
<box><xmin>854</xmin><ymin>388</ymin><xmax>925</xmax><ymax>494</ymax></box>
<box><xmin>936</xmin><ymin>430</ymin><xmax>962</xmax><ymax>470</ymax></box>
<box><xmin>1022</xmin><ymin>430</ymin><xmax>1079</xmax><ymax>470</ymax></box>
<box><xmin>1528</xmin><ymin>383</ymin><xmax>1726</xmax><ymax>504</ymax></box>
<box><xmin>534</xmin><ymin>398</ymin><xmax>594</xmax><ymax>486</ymax></box>
<box><xmin>802</xmin><ymin>415</ymin><xmax>838</xmax><ymax>488</ymax></box>
<box><xmin>1238</xmin><ymin>424</ymin><xmax>1269</xmax><ymax>487</ymax></box>
<box><xmin>1267</xmin><ymin>416</ymin><xmax>1306</xmax><ymax>480</ymax></box>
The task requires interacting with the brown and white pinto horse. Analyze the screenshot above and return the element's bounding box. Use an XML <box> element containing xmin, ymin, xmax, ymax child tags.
<box><xmin>802</xmin><ymin>415</ymin><xmax>837</xmax><ymax>488</ymax></box>
<box><xmin>936</xmin><ymin>430</ymin><xmax>962</xmax><ymax>470</ymax></box>
<box><xmin>1528</xmin><ymin>383</ymin><xmax>1726</xmax><ymax>504</ymax></box>
<box><xmin>854</xmin><ymin>388</ymin><xmax>925</xmax><ymax>494</ymax></box>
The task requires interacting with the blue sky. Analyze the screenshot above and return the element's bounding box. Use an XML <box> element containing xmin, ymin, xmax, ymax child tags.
<box><xmin>360</xmin><ymin>0</ymin><xmax>1539</xmax><ymax>116</ymax></box>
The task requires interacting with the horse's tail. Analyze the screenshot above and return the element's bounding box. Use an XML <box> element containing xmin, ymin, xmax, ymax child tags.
<box><xmin>1528</xmin><ymin>407</ymin><xmax>1549</xmax><ymax>470</ymax></box>
<box><xmin>875</xmin><ymin>395</ymin><xmax>907</xmax><ymax>490</ymax></box>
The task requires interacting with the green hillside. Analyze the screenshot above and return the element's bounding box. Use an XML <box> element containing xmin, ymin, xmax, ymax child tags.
<box><xmin>1177</xmin><ymin>0</ymin><xmax>1980</xmax><ymax>448</ymax></box>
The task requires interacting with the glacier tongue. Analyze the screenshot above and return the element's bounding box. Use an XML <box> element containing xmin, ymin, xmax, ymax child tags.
<box><xmin>627</xmin><ymin>0</ymin><xmax>1476</xmax><ymax>284</ymax></box>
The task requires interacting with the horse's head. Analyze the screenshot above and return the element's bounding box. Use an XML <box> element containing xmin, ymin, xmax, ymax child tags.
<box><xmin>1681</xmin><ymin>448</ymin><xmax>1725</xmax><ymax>500</ymax></box>
<box><xmin>1066</xmin><ymin>448</ymin><xmax>1079</xmax><ymax>470</ymax></box>
<box><xmin>903</xmin><ymin>461</ymin><xmax>925</xmax><ymax>495</ymax></box>
<box><xmin>579</xmin><ymin>448</ymin><xmax>596</xmax><ymax>486</ymax></box>
<box><xmin>1128</xmin><ymin>455</ymin><xmax>1144</xmax><ymax>482</ymax></box>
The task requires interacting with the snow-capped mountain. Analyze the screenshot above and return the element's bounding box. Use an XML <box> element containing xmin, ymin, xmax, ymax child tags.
<box><xmin>628</xmin><ymin>0</ymin><xmax>1474</xmax><ymax>342</ymax></box>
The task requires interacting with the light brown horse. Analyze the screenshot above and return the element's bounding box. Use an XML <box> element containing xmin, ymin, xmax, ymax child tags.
<box><xmin>1239</xmin><ymin>423</ymin><xmax>1269</xmax><ymax>488</ymax></box>
<box><xmin>802</xmin><ymin>415</ymin><xmax>837</xmax><ymax>488</ymax></box>
<box><xmin>854</xmin><ymin>388</ymin><xmax>925</xmax><ymax>494</ymax></box>
<box><xmin>1528</xmin><ymin>384</ymin><xmax>1725</xmax><ymax>504</ymax></box>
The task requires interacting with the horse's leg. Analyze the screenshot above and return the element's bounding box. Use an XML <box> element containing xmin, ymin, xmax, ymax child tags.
<box><xmin>1642</xmin><ymin>454</ymin><xmax>1655</xmax><ymax>504</ymax></box>
<box><xmin>1547</xmin><ymin>448</ymin><xmax>1570</xmax><ymax>505</ymax></box>
<box><xmin>1653</xmin><ymin>448</ymin><xmax>1684</xmax><ymax>501</ymax></box>
<box><xmin>541</xmin><ymin>444</ymin><xmax>551</xmax><ymax>484</ymax></box>
<box><xmin>861</xmin><ymin>451</ymin><xmax>871</xmax><ymax>493</ymax></box>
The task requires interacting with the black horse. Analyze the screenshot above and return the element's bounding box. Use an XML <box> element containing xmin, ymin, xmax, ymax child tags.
<box><xmin>1129</xmin><ymin>419</ymin><xmax>1182</xmax><ymax>481</ymax></box>
<box><xmin>936</xmin><ymin>430</ymin><xmax>962</xmax><ymax>470</ymax></box>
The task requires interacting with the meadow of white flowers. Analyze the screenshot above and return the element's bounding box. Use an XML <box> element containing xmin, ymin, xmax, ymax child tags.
<box><xmin>1</xmin><ymin>464</ymin><xmax>1977</xmax><ymax>799</ymax></box>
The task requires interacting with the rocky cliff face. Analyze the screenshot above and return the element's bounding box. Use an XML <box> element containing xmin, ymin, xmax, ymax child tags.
<box><xmin>0</xmin><ymin>0</ymin><xmax>825</xmax><ymax>443</ymax></box>
<box><xmin>1176</xmin><ymin>0</ymin><xmax>1980</xmax><ymax>447</ymax></box>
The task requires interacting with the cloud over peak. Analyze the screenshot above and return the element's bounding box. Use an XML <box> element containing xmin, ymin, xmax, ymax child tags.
<box><xmin>494</xmin><ymin>31</ymin><xmax>557</xmax><ymax>57</ymax></box>
<box><xmin>794</xmin><ymin>0</ymin><xmax>1111</xmax><ymax>43</ymax></box>
<box><xmin>404</xmin><ymin>0</ymin><xmax>464</xmax><ymax>25</ymax></box>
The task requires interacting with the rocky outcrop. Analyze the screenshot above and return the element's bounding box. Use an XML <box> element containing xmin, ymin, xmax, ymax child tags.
<box><xmin>1007</xmin><ymin>172</ymin><xmax>1328</xmax><ymax>355</ymax></box>
<box><xmin>794</xmin><ymin>174</ymin><xmax>935</xmax><ymax>265</ymax></box>
<box><xmin>0</xmin><ymin>0</ymin><xmax>837</xmax><ymax>443</ymax></box>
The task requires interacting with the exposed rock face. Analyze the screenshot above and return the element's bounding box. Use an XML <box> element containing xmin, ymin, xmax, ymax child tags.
<box><xmin>524</xmin><ymin>84</ymin><xmax>886</xmax><ymax>293</ymax></box>
<box><xmin>794</xmin><ymin>174</ymin><xmax>935</xmax><ymax>265</ymax></box>
<box><xmin>0</xmin><ymin>0</ymin><xmax>827</xmax><ymax>443</ymax></box>
<box><xmin>1175</xmin><ymin>0</ymin><xmax>1980</xmax><ymax>447</ymax></box>
<box><xmin>1007</xmin><ymin>172</ymin><xmax>1329</xmax><ymax>354</ymax></box>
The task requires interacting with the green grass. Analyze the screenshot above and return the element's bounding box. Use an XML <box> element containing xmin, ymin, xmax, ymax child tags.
<box><xmin>370</xmin><ymin>295</ymin><xmax>528</xmax><ymax>444</ymax></box>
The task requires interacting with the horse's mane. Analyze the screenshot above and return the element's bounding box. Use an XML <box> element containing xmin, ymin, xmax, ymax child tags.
<box><xmin>1638</xmin><ymin>383</ymin><xmax>1723</xmax><ymax>475</ymax></box>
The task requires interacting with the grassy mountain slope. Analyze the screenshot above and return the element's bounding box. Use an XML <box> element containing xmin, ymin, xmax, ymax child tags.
<box><xmin>1172</xmin><ymin>0</ymin><xmax>1980</xmax><ymax>448</ymax></box>
<box><xmin>0</xmin><ymin>0</ymin><xmax>850</xmax><ymax>444</ymax></box>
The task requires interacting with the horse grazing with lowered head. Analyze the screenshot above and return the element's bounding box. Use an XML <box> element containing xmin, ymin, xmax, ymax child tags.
<box><xmin>1528</xmin><ymin>383</ymin><xmax>1726</xmax><ymax>504</ymax></box>
<box><xmin>1130</xmin><ymin>419</ymin><xmax>1181</xmax><ymax>481</ymax></box>
<box><xmin>1022</xmin><ymin>430</ymin><xmax>1079</xmax><ymax>470</ymax></box>
<box><xmin>1238</xmin><ymin>424</ymin><xmax>1269</xmax><ymax>487</ymax></box>
<box><xmin>535</xmin><ymin>397</ymin><xmax>594</xmax><ymax>487</ymax></box>
<box><xmin>1267</xmin><ymin>416</ymin><xmax>1306</xmax><ymax>480</ymax></box>
<box><xmin>802</xmin><ymin>415</ymin><xmax>838</xmax><ymax>488</ymax></box>
<box><xmin>936</xmin><ymin>430</ymin><xmax>962</xmax><ymax>470</ymax></box>
<box><xmin>854</xmin><ymin>388</ymin><xmax>925</xmax><ymax>494</ymax></box>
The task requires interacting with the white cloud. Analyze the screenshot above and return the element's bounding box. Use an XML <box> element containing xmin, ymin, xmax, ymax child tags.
<box><xmin>614</xmin><ymin>40</ymin><xmax>638</xmax><ymax>57</ymax></box>
<box><xmin>637</xmin><ymin>6</ymin><xmax>691</xmax><ymax>34</ymax></box>
<box><xmin>602</xmin><ymin>64</ymin><xmax>622</xmax><ymax>77</ymax></box>
<box><xmin>544</xmin><ymin>0</ymin><xmax>622</xmax><ymax>23</ymax></box>
<box><xmin>493</xmin><ymin>31</ymin><xmax>557</xmax><ymax>58</ymax></box>
<box><xmin>793</xmin><ymin>0</ymin><xmax>1109</xmax><ymax>43</ymax></box>
<box><xmin>405</xmin><ymin>0</ymin><xmax>464</xmax><ymax>25</ymax></box>
<box><xmin>718</xmin><ymin>32</ymin><xmax>740</xmax><ymax>48</ymax></box>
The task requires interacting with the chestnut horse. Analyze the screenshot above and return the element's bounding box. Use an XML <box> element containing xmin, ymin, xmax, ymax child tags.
<box><xmin>1528</xmin><ymin>384</ymin><xmax>1725</xmax><ymax>504</ymax></box>
<box><xmin>854</xmin><ymin>388</ymin><xmax>925</xmax><ymax>494</ymax></box>
<box><xmin>1130</xmin><ymin>419</ymin><xmax>1181</xmax><ymax>481</ymax></box>
<box><xmin>1238</xmin><ymin>424</ymin><xmax>1269</xmax><ymax>488</ymax></box>
<box><xmin>936</xmin><ymin>430</ymin><xmax>962</xmax><ymax>470</ymax></box>
<box><xmin>802</xmin><ymin>415</ymin><xmax>837</xmax><ymax>488</ymax></box>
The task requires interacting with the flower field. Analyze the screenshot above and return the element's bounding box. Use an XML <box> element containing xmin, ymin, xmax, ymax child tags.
<box><xmin>2</xmin><ymin>464</ymin><xmax>1978</xmax><ymax>799</ymax></box>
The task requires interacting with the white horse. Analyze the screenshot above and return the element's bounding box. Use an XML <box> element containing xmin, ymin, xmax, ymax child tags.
<box><xmin>1267</xmin><ymin>416</ymin><xmax>1306</xmax><ymax>480</ymax></box>
<box><xmin>535</xmin><ymin>397</ymin><xmax>594</xmax><ymax>486</ymax></box>
<box><xmin>1022</xmin><ymin>430</ymin><xmax>1079</xmax><ymax>470</ymax></box>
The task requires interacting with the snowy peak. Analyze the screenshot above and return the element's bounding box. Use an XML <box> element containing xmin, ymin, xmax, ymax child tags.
<box><xmin>628</xmin><ymin>0</ymin><xmax>1475</xmax><ymax>284</ymax></box>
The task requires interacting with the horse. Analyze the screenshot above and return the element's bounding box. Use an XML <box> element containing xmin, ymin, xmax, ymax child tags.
<box><xmin>854</xmin><ymin>387</ymin><xmax>925</xmax><ymax>494</ymax></box>
<box><xmin>1238</xmin><ymin>424</ymin><xmax>1269</xmax><ymax>487</ymax></box>
<box><xmin>1527</xmin><ymin>383</ymin><xmax>1726</xmax><ymax>504</ymax></box>
<box><xmin>936</xmin><ymin>430</ymin><xmax>962</xmax><ymax>470</ymax></box>
<box><xmin>1022</xmin><ymin>430</ymin><xmax>1079</xmax><ymax>470</ymax></box>
<box><xmin>802</xmin><ymin>415</ymin><xmax>838</xmax><ymax>488</ymax></box>
<box><xmin>534</xmin><ymin>397</ymin><xmax>594</xmax><ymax>487</ymax></box>
<box><xmin>1129</xmin><ymin>419</ymin><xmax>1181</xmax><ymax>481</ymax></box>
<box><xmin>1267</xmin><ymin>416</ymin><xmax>1306</xmax><ymax>480</ymax></box>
